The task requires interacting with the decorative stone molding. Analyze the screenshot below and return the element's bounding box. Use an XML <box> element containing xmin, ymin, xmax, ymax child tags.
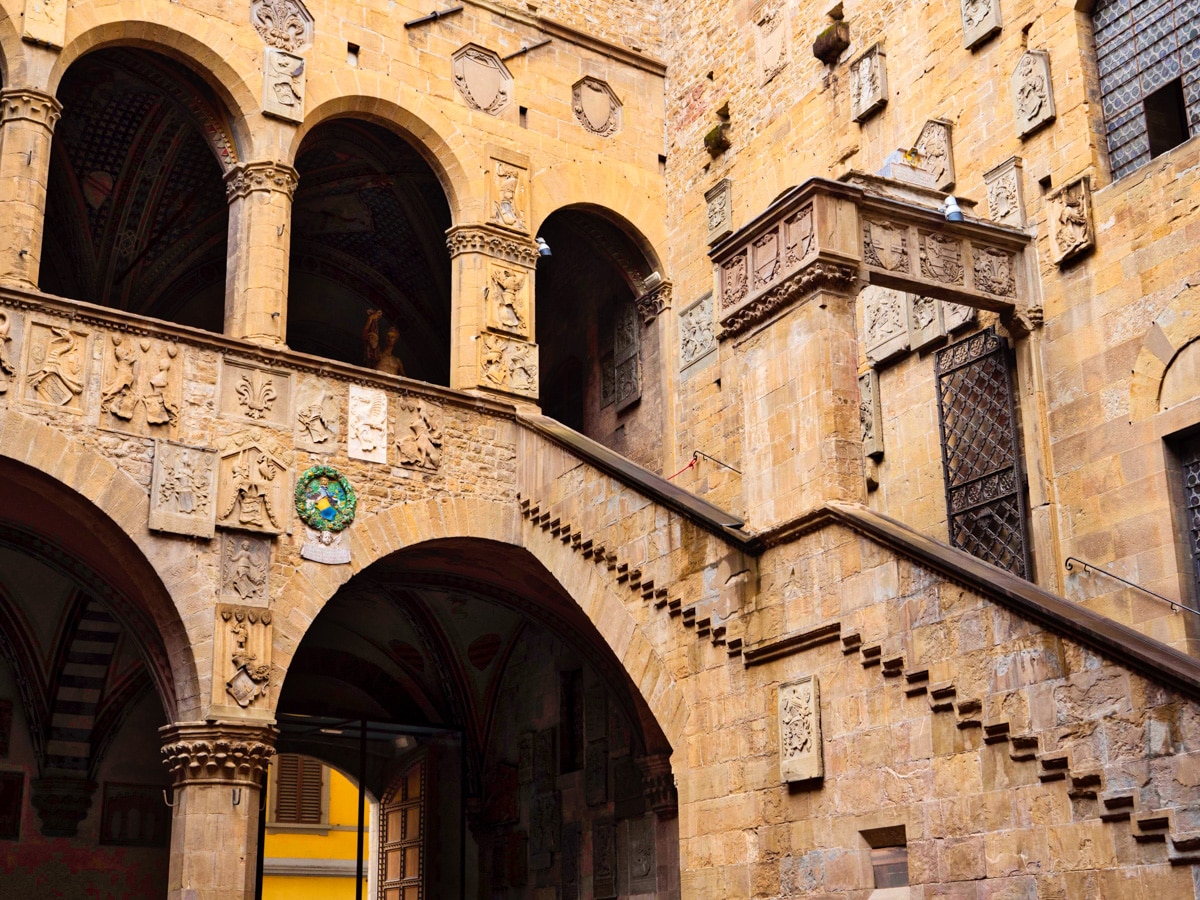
<box><xmin>251</xmin><ymin>0</ymin><xmax>314</xmax><ymax>53</ymax></box>
<box><xmin>779</xmin><ymin>675</ymin><xmax>822</xmax><ymax>782</ymax></box>
<box><xmin>1047</xmin><ymin>174</ymin><xmax>1094</xmax><ymax>265</ymax></box>
<box><xmin>224</xmin><ymin>161</ymin><xmax>300</xmax><ymax>203</ymax></box>
<box><xmin>262</xmin><ymin>49</ymin><xmax>305</xmax><ymax>123</ymax></box>
<box><xmin>452</xmin><ymin>45</ymin><xmax>513</xmax><ymax>115</ymax></box>
<box><xmin>722</xmin><ymin>261</ymin><xmax>856</xmax><ymax>338</ymax></box>
<box><xmin>446</xmin><ymin>224</ymin><xmax>539</xmax><ymax>266</ymax></box>
<box><xmin>572</xmin><ymin>77</ymin><xmax>622</xmax><ymax>136</ymax></box>
<box><xmin>1011</xmin><ymin>50</ymin><xmax>1055</xmax><ymax>138</ymax></box>
<box><xmin>637</xmin><ymin>754</ymin><xmax>677</xmax><ymax>820</ymax></box>
<box><xmin>0</xmin><ymin>89</ymin><xmax>62</xmax><ymax>130</ymax></box>
<box><xmin>30</xmin><ymin>777</ymin><xmax>96</xmax><ymax>837</ymax></box>
<box><xmin>984</xmin><ymin>156</ymin><xmax>1026</xmax><ymax>227</ymax></box>
<box><xmin>850</xmin><ymin>45</ymin><xmax>887</xmax><ymax>122</ymax></box>
<box><xmin>705</xmin><ymin>178</ymin><xmax>734</xmax><ymax>245</ymax></box>
<box><xmin>961</xmin><ymin>0</ymin><xmax>1001</xmax><ymax>49</ymax></box>
<box><xmin>636</xmin><ymin>281</ymin><xmax>671</xmax><ymax>324</ymax></box>
<box><xmin>160</xmin><ymin>721</ymin><xmax>278</xmax><ymax>787</ymax></box>
<box><xmin>149</xmin><ymin>441</ymin><xmax>218</xmax><ymax>538</ymax></box>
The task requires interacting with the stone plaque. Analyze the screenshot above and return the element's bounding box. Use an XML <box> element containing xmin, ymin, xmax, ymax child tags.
<box><xmin>149</xmin><ymin>441</ymin><xmax>218</xmax><ymax>538</ymax></box>
<box><xmin>220</xmin><ymin>533</ymin><xmax>270</xmax><ymax>604</ymax></box>
<box><xmin>452</xmin><ymin>45</ymin><xmax>513</xmax><ymax>115</ymax></box>
<box><xmin>348</xmin><ymin>384</ymin><xmax>387</xmax><ymax>463</ymax></box>
<box><xmin>859</xmin><ymin>370</ymin><xmax>883</xmax><ymax>460</ymax></box>
<box><xmin>215</xmin><ymin>604</ymin><xmax>273</xmax><ymax>710</ymax></box>
<box><xmin>705</xmin><ymin>178</ymin><xmax>733</xmax><ymax>245</ymax></box>
<box><xmin>594</xmin><ymin>819</ymin><xmax>617</xmax><ymax>899</ymax></box>
<box><xmin>973</xmin><ymin>247</ymin><xmax>1017</xmax><ymax>298</ymax></box>
<box><xmin>779</xmin><ymin>675</ymin><xmax>822</xmax><ymax>782</ymax></box>
<box><xmin>908</xmin><ymin>294</ymin><xmax>945</xmax><ymax>351</ymax></box>
<box><xmin>100</xmin><ymin>335</ymin><xmax>182</xmax><ymax>438</ymax></box>
<box><xmin>22</xmin><ymin>0</ymin><xmax>67</xmax><ymax>48</ymax></box>
<box><xmin>215</xmin><ymin>430</ymin><xmax>292</xmax><ymax>535</ymax></box>
<box><xmin>585</xmin><ymin>743</ymin><xmax>608</xmax><ymax>806</ymax></box>
<box><xmin>984</xmin><ymin>156</ymin><xmax>1026</xmax><ymax>227</ymax></box>
<box><xmin>1011</xmin><ymin>50</ymin><xmax>1055</xmax><ymax>137</ymax></box>
<box><xmin>961</xmin><ymin>0</ymin><xmax>1001</xmax><ymax>49</ymax></box>
<box><xmin>850</xmin><ymin>45</ymin><xmax>887</xmax><ymax>122</ymax></box>
<box><xmin>294</xmin><ymin>380</ymin><xmax>340</xmax><ymax>452</ymax></box>
<box><xmin>262</xmin><ymin>48</ymin><xmax>305</xmax><ymax>123</ymax></box>
<box><xmin>863</xmin><ymin>219</ymin><xmax>909</xmax><ymax>273</ymax></box>
<box><xmin>23</xmin><ymin>320</ymin><xmax>88</xmax><ymax>412</ymax></box>
<box><xmin>1047</xmin><ymin>174</ymin><xmax>1094</xmax><ymax>265</ymax></box>
<box><xmin>626</xmin><ymin>815</ymin><xmax>657</xmax><ymax>893</ymax></box>
<box><xmin>919</xmin><ymin>231</ymin><xmax>964</xmax><ymax>285</ymax></box>
<box><xmin>680</xmin><ymin>294</ymin><xmax>717</xmax><ymax>369</ymax></box>
<box><xmin>755</xmin><ymin>2</ymin><xmax>789</xmax><ymax>84</ymax></box>
<box><xmin>942</xmin><ymin>300</ymin><xmax>976</xmax><ymax>333</ymax></box>
<box><xmin>914</xmin><ymin>119</ymin><xmax>955</xmax><ymax>191</ymax></box>
<box><xmin>396</xmin><ymin>397</ymin><xmax>443</xmax><ymax>470</ymax></box>
<box><xmin>861</xmin><ymin>286</ymin><xmax>909</xmax><ymax>366</ymax></box>
<box><xmin>479</xmin><ymin>333</ymin><xmax>538</xmax><ymax>398</ymax></box>
<box><xmin>529</xmin><ymin>791</ymin><xmax>560</xmax><ymax>865</ymax></box>
<box><xmin>572</xmin><ymin>77</ymin><xmax>621</xmax><ymax>137</ymax></box>
<box><xmin>220</xmin><ymin>360</ymin><xmax>292</xmax><ymax>427</ymax></box>
<box><xmin>486</xmin><ymin>262</ymin><xmax>530</xmax><ymax>337</ymax></box>
<box><xmin>487</xmin><ymin>156</ymin><xmax>529</xmax><ymax>232</ymax></box>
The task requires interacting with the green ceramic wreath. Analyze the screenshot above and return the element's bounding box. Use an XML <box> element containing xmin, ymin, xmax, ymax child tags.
<box><xmin>294</xmin><ymin>465</ymin><xmax>357</xmax><ymax>532</ymax></box>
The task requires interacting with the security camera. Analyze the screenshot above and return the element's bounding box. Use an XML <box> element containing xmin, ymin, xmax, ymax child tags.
<box><xmin>536</xmin><ymin>236</ymin><xmax>552</xmax><ymax>257</ymax></box>
<box><xmin>643</xmin><ymin>271</ymin><xmax>663</xmax><ymax>291</ymax></box>
<box><xmin>942</xmin><ymin>196</ymin><xmax>964</xmax><ymax>223</ymax></box>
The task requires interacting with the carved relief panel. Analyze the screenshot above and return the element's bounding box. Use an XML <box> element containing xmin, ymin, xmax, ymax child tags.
<box><xmin>22</xmin><ymin>320</ymin><xmax>89</xmax><ymax>412</ymax></box>
<box><xmin>850</xmin><ymin>45</ymin><xmax>887</xmax><ymax>122</ymax></box>
<box><xmin>624</xmin><ymin>816</ymin><xmax>657</xmax><ymax>893</ymax></box>
<box><xmin>0</xmin><ymin>311</ymin><xmax>24</xmax><ymax>399</ymax></box>
<box><xmin>594</xmin><ymin>819</ymin><xmax>617</xmax><ymax>899</ymax></box>
<box><xmin>755</xmin><ymin>2</ymin><xmax>789</xmax><ymax>84</ymax></box>
<box><xmin>452</xmin><ymin>45</ymin><xmax>513</xmax><ymax>115</ymax></box>
<box><xmin>961</xmin><ymin>0</ymin><xmax>1001</xmax><ymax>49</ymax></box>
<box><xmin>22</xmin><ymin>0</ymin><xmax>67</xmax><ymax>49</ymax></box>
<box><xmin>220</xmin><ymin>534</ymin><xmax>271</xmax><ymax>604</ymax></box>
<box><xmin>487</xmin><ymin>156</ymin><xmax>529</xmax><ymax>233</ymax></box>
<box><xmin>972</xmin><ymin>247</ymin><xmax>1017</xmax><ymax>298</ymax></box>
<box><xmin>100</xmin><ymin>335</ymin><xmax>182</xmax><ymax>437</ymax></box>
<box><xmin>262</xmin><ymin>49</ymin><xmax>304</xmax><ymax>123</ymax></box>
<box><xmin>863</xmin><ymin>220</ymin><xmax>909</xmax><ymax>274</ymax></box>
<box><xmin>220</xmin><ymin>360</ymin><xmax>292</xmax><ymax>428</ymax></box>
<box><xmin>859</xmin><ymin>370</ymin><xmax>883</xmax><ymax>459</ymax></box>
<box><xmin>486</xmin><ymin>262</ymin><xmax>531</xmax><ymax>337</ymax></box>
<box><xmin>1047</xmin><ymin>174</ymin><xmax>1094</xmax><ymax>265</ymax></box>
<box><xmin>1011</xmin><ymin>51</ymin><xmax>1055</xmax><ymax>137</ymax></box>
<box><xmin>984</xmin><ymin>157</ymin><xmax>1026</xmax><ymax>227</ymax></box>
<box><xmin>348</xmin><ymin>384</ymin><xmax>388</xmax><ymax>463</ymax></box>
<box><xmin>719</xmin><ymin>252</ymin><xmax>749</xmax><ymax>313</ymax></box>
<box><xmin>705</xmin><ymin>178</ymin><xmax>733</xmax><ymax>245</ymax></box>
<box><xmin>396</xmin><ymin>397</ymin><xmax>443</xmax><ymax>471</ymax></box>
<box><xmin>942</xmin><ymin>300</ymin><xmax>977</xmax><ymax>333</ymax></box>
<box><xmin>215</xmin><ymin>430</ymin><xmax>292</xmax><ymax>535</ymax></box>
<box><xmin>294</xmin><ymin>379</ymin><xmax>340</xmax><ymax>453</ymax></box>
<box><xmin>572</xmin><ymin>77</ymin><xmax>621</xmax><ymax>137</ymax></box>
<box><xmin>907</xmin><ymin>294</ymin><xmax>945</xmax><ymax>351</ymax></box>
<box><xmin>779</xmin><ymin>675</ymin><xmax>822</xmax><ymax>782</ymax></box>
<box><xmin>478</xmin><ymin>333</ymin><xmax>538</xmax><ymax>398</ymax></box>
<box><xmin>680</xmin><ymin>294</ymin><xmax>717</xmax><ymax>369</ymax></box>
<box><xmin>251</xmin><ymin>0</ymin><xmax>314</xmax><ymax>52</ymax></box>
<box><xmin>861</xmin><ymin>286</ymin><xmax>910</xmax><ymax>365</ymax></box>
<box><xmin>918</xmin><ymin>230</ymin><xmax>964</xmax><ymax>286</ymax></box>
<box><xmin>614</xmin><ymin>302</ymin><xmax>640</xmax><ymax>411</ymax></box>
<box><xmin>149</xmin><ymin>441</ymin><xmax>218</xmax><ymax>538</ymax></box>
<box><xmin>914</xmin><ymin>119</ymin><xmax>955</xmax><ymax>191</ymax></box>
<box><xmin>214</xmin><ymin>604</ymin><xmax>273</xmax><ymax>710</ymax></box>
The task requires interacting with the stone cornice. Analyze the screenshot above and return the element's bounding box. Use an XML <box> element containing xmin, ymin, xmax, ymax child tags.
<box><xmin>446</xmin><ymin>223</ymin><xmax>539</xmax><ymax>267</ymax></box>
<box><xmin>160</xmin><ymin>720</ymin><xmax>278</xmax><ymax>786</ymax></box>
<box><xmin>0</xmin><ymin>88</ymin><xmax>63</xmax><ymax>130</ymax></box>
<box><xmin>224</xmin><ymin>161</ymin><xmax>300</xmax><ymax>203</ymax></box>
<box><xmin>719</xmin><ymin>261</ymin><xmax>857</xmax><ymax>339</ymax></box>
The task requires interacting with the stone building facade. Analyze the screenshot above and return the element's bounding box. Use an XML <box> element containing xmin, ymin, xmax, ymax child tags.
<box><xmin>0</xmin><ymin>0</ymin><xmax>1198</xmax><ymax>897</ymax></box>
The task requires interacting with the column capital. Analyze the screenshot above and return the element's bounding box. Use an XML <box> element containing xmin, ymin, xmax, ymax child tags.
<box><xmin>636</xmin><ymin>280</ymin><xmax>672</xmax><ymax>325</ymax></box>
<box><xmin>446</xmin><ymin>223</ymin><xmax>539</xmax><ymax>268</ymax></box>
<box><xmin>224</xmin><ymin>161</ymin><xmax>299</xmax><ymax>203</ymax></box>
<box><xmin>0</xmin><ymin>88</ymin><xmax>62</xmax><ymax>130</ymax></box>
<box><xmin>637</xmin><ymin>753</ymin><xmax>678</xmax><ymax>820</ymax></box>
<box><xmin>160</xmin><ymin>719</ymin><xmax>278</xmax><ymax>787</ymax></box>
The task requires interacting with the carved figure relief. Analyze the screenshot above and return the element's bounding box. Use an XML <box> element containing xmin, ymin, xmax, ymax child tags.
<box><xmin>100</xmin><ymin>335</ymin><xmax>182</xmax><ymax>436</ymax></box>
<box><xmin>486</xmin><ymin>264</ymin><xmax>529</xmax><ymax>336</ymax></box>
<box><xmin>942</xmin><ymin>300</ymin><xmax>977</xmax><ymax>333</ymax></box>
<box><xmin>755</xmin><ymin>3</ymin><xmax>789</xmax><ymax>84</ymax></box>
<box><xmin>861</xmin><ymin>286</ymin><xmax>910</xmax><ymax>365</ymax></box>
<box><xmin>705</xmin><ymin>178</ymin><xmax>733</xmax><ymax>245</ymax></box>
<box><xmin>614</xmin><ymin>302</ymin><xmax>640</xmax><ymax>411</ymax></box>
<box><xmin>973</xmin><ymin>247</ymin><xmax>1017</xmax><ymax>297</ymax></box>
<box><xmin>984</xmin><ymin>157</ymin><xmax>1026</xmax><ymax>227</ymax></box>
<box><xmin>452</xmin><ymin>45</ymin><xmax>513</xmax><ymax>115</ymax></box>
<box><xmin>680</xmin><ymin>294</ymin><xmax>717</xmax><ymax>369</ymax></box>
<box><xmin>914</xmin><ymin>119</ymin><xmax>955</xmax><ymax>190</ymax></box>
<box><xmin>262</xmin><ymin>49</ymin><xmax>305</xmax><ymax>123</ymax></box>
<box><xmin>487</xmin><ymin>159</ymin><xmax>528</xmax><ymax>232</ymax></box>
<box><xmin>593</xmin><ymin>820</ymin><xmax>617</xmax><ymax>899</ymax></box>
<box><xmin>600</xmin><ymin>353</ymin><xmax>615</xmax><ymax>406</ymax></box>
<box><xmin>217</xmin><ymin>605</ymin><xmax>273</xmax><ymax>709</ymax></box>
<box><xmin>1011</xmin><ymin>51</ymin><xmax>1055</xmax><ymax>137</ymax></box>
<box><xmin>863</xmin><ymin>220</ymin><xmax>909</xmax><ymax>273</ymax></box>
<box><xmin>721</xmin><ymin>253</ymin><xmax>749</xmax><ymax>311</ymax></box>
<box><xmin>859</xmin><ymin>370</ymin><xmax>883</xmax><ymax>459</ymax></box>
<box><xmin>1048</xmin><ymin>175</ymin><xmax>1094</xmax><ymax>265</ymax></box>
<box><xmin>961</xmin><ymin>0</ymin><xmax>1001</xmax><ymax>48</ymax></box>
<box><xmin>24</xmin><ymin>322</ymin><xmax>87</xmax><ymax>411</ymax></box>
<box><xmin>479</xmin><ymin>334</ymin><xmax>538</xmax><ymax>398</ymax></box>
<box><xmin>294</xmin><ymin>382</ymin><xmax>339</xmax><ymax>452</ymax></box>
<box><xmin>785</xmin><ymin>205</ymin><xmax>815</xmax><ymax>266</ymax></box>
<box><xmin>919</xmin><ymin>231</ymin><xmax>964</xmax><ymax>284</ymax></box>
<box><xmin>149</xmin><ymin>441</ymin><xmax>217</xmax><ymax>538</ymax></box>
<box><xmin>362</xmin><ymin>309</ymin><xmax>405</xmax><ymax>376</ymax></box>
<box><xmin>779</xmin><ymin>675</ymin><xmax>823</xmax><ymax>782</ymax></box>
<box><xmin>215</xmin><ymin>430</ymin><xmax>292</xmax><ymax>535</ymax></box>
<box><xmin>221</xmin><ymin>534</ymin><xmax>270</xmax><ymax>603</ymax></box>
<box><xmin>0</xmin><ymin>312</ymin><xmax>18</xmax><ymax>394</ymax></box>
<box><xmin>348</xmin><ymin>385</ymin><xmax>388</xmax><ymax>463</ymax></box>
<box><xmin>850</xmin><ymin>45</ymin><xmax>887</xmax><ymax>122</ymax></box>
<box><xmin>627</xmin><ymin>816</ymin><xmax>657</xmax><ymax>893</ymax></box>
<box><xmin>250</xmin><ymin>0</ymin><xmax>313</xmax><ymax>52</ymax></box>
<box><xmin>221</xmin><ymin>361</ymin><xmax>292</xmax><ymax>427</ymax></box>
<box><xmin>22</xmin><ymin>0</ymin><xmax>67</xmax><ymax>49</ymax></box>
<box><xmin>396</xmin><ymin>398</ymin><xmax>443</xmax><ymax>470</ymax></box>
<box><xmin>529</xmin><ymin>791</ymin><xmax>561</xmax><ymax>859</ymax></box>
<box><xmin>907</xmin><ymin>294</ymin><xmax>945</xmax><ymax>351</ymax></box>
<box><xmin>572</xmin><ymin>77</ymin><xmax>621</xmax><ymax>136</ymax></box>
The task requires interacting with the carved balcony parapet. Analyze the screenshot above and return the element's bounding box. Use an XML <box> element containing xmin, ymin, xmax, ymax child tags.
<box><xmin>160</xmin><ymin>720</ymin><xmax>278</xmax><ymax>787</ymax></box>
<box><xmin>710</xmin><ymin>176</ymin><xmax>1034</xmax><ymax>339</ymax></box>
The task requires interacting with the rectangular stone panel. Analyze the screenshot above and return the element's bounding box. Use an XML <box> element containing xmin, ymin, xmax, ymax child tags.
<box><xmin>625</xmin><ymin>816</ymin><xmax>657</xmax><ymax>894</ymax></box>
<box><xmin>100</xmin><ymin>335</ymin><xmax>183</xmax><ymax>439</ymax></box>
<box><xmin>859</xmin><ymin>370</ymin><xmax>883</xmax><ymax>461</ymax></box>
<box><xmin>593</xmin><ymin>819</ymin><xmax>617</xmax><ymax>899</ymax></box>
<box><xmin>907</xmin><ymin>294</ymin><xmax>946</xmax><ymax>351</ymax></box>
<box><xmin>779</xmin><ymin>675</ymin><xmax>823</xmax><ymax>782</ymax></box>
<box><xmin>348</xmin><ymin>384</ymin><xmax>388</xmax><ymax>463</ymax></box>
<box><xmin>293</xmin><ymin>378</ymin><xmax>340</xmax><ymax>453</ymax></box>
<box><xmin>22</xmin><ymin>319</ymin><xmax>89</xmax><ymax>413</ymax></box>
<box><xmin>262</xmin><ymin>48</ymin><xmax>305</xmax><ymax>123</ymax></box>
<box><xmin>220</xmin><ymin>359</ymin><xmax>292</xmax><ymax>428</ymax></box>
<box><xmin>149</xmin><ymin>441</ymin><xmax>218</xmax><ymax>538</ymax></box>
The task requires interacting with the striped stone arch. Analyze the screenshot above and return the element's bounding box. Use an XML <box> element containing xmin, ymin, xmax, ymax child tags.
<box><xmin>0</xmin><ymin>406</ymin><xmax>200</xmax><ymax>721</ymax></box>
<box><xmin>271</xmin><ymin>495</ymin><xmax>689</xmax><ymax>753</ymax></box>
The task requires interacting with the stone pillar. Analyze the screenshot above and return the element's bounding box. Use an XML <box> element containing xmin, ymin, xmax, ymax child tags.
<box><xmin>224</xmin><ymin>162</ymin><xmax>298</xmax><ymax>347</ymax></box>
<box><xmin>446</xmin><ymin>224</ymin><xmax>541</xmax><ymax>402</ymax></box>
<box><xmin>160</xmin><ymin>720</ymin><xmax>277</xmax><ymax>900</ymax></box>
<box><xmin>0</xmin><ymin>88</ymin><xmax>62</xmax><ymax>289</ymax></box>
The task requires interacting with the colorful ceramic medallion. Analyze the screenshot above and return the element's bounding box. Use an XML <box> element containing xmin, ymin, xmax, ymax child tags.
<box><xmin>294</xmin><ymin>465</ymin><xmax>356</xmax><ymax>532</ymax></box>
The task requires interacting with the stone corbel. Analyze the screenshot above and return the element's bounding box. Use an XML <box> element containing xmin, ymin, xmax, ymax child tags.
<box><xmin>224</xmin><ymin>161</ymin><xmax>300</xmax><ymax>203</ymax></box>
<box><xmin>160</xmin><ymin>721</ymin><xmax>278</xmax><ymax>787</ymax></box>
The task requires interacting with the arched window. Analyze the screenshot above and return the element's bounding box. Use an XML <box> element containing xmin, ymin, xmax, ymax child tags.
<box><xmin>380</xmin><ymin>759</ymin><xmax>424</xmax><ymax>900</ymax></box>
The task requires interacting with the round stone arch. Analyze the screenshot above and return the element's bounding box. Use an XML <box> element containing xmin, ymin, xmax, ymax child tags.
<box><xmin>0</xmin><ymin>406</ymin><xmax>201</xmax><ymax>720</ymax></box>
<box><xmin>1129</xmin><ymin>282</ymin><xmax>1200</xmax><ymax>421</ymax></box>
<box><xmin>290</xmin><ymin>77</ymin><xmax>477</xmax><ymax>227</ymax></box>
<box><xmin>270</xmin><ymin>495</ymin><xmax>688</xmax><ymax>753</ymax></box>
<box><xmin>47</xmin><ymin>17</ymin><xmax>258</xmax><ymax>163</ymax></box>
<box><xmin>0</xmin><ymin>7</ymin><xmax>22</xmax><ymax>85</ymax></box>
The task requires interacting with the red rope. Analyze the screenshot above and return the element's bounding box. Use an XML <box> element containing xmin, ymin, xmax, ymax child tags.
<box><xmin>666</xmin><ymin>458</ymin><xmax>696</xmax><ymax>480</ymax></box>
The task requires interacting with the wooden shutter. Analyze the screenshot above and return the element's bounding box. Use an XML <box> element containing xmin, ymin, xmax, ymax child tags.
<box><xmin>274</xmin><ymin>754</ymin><xmax>324</xmax><ymax>824</ymax></box>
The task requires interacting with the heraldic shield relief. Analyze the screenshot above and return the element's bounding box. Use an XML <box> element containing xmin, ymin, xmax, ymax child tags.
<box><xmin>295</xmin><ymin>465</ymin><xmax>357</xmax><ymax>532</ymax></box>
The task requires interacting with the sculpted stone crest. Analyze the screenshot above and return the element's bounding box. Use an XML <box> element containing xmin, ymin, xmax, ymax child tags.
<box><xmin>850</xmin><ymin>45</ymin><xmax>887</xmax><ymax>122</ymax></box>
<box><xmin>250</xmin><ymin>0</ymin><xmax>314</xmax><ymax>53</ymax></box>
<box><xmin>1047</xmin><ymin>174</ymin><xmax>1094</xmax><ymax>265</ymax></box>
<box><xmin>1011</xmin><ymin>51</ymin><xmax>1055</xmax><ymax>137</ymax></box>
<box><xmin>149</xmin><ymin>441</ymin><xmax>218</xmax><ymax>538</ymax></box>
<box><xmin>216</xmin><ymin>430</ymin><xmax>293</xmax><ymax>535</ymax></box>
<box><xmin>294</xmin><ymin>465</ymin><xmax>357</xmax><ymax>532</ymax></box>
<box><xmin>487</xmin><ymin>264</ymin><xmax>530</xmax><ymax>336</ymax></box>
<box><xmin>914</xmin><ymin>119</ymin><xmax>955</xmax><ymax>191</ymax></box>
<box><xmin>217</xmin><ymin>605</ymin><xmax>273</xmax><ymax>709</ymax></box>
<box><xmin>24</xmin><ymin>321</ymin><xmax>87</xmax><ymax>411</ymax></box>
<box><xmin>262</xmin><ymin>49</ymin><xmax>305</xmax><ymax>123</ymax></box>
<box><xmin>572</xmin><ymin>77</ymin><xmax>621</xmax><ymax>137</ymax></box>
<box><xmin>755</xmin><ymin>3</ymin><xmax>789</xmax><ymax>84</ymax></box>
<box><xmin>222</xmin><ymin>360</ymin><xmax>292</xmax><ymax>427</ymax></box>
<box><xmin>984</xmin><ymin>157</ymin><xmax>1025</xmax><ymax>227</ymax></box>
<box><xmin>452</xmin><ymin>45</ymin><xmax>513</xmax><ymax>115</ymax></box>
<box><xmin>961</xmin><ymin>0</ymin><xmax>1001</xmax><ymax>48</ymax></box>
<box><xmin>705</xmin><ymin>178</ymin><xmax>733</xmax><ymax>245</ymax></box>
<box><xmin>861</xmin><ymin>285</ymin><xmax>910</xmax><ymax>365</ymax></box>
<box><xmin>348</xmin><ymin>384</ymin><xmax>387</xmax><ymax>463</ymax></box>
<box><xmin>779</xmin><ymin>675</ymin><xmax>822</xmax><ymax>782</ymax></box>
<box><xmin>487</xmin><ymin>159</ymin><xmax>529</xmax><ymax>232</ymax></box>
<box><xmin>396</xmin><ymin>398</ymin><xmax>443</xmax><ymax>470</ymax></box>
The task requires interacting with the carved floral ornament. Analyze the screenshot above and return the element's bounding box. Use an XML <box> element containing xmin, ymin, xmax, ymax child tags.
<box><xmin>224</xmin><ymin>161</ymin><xmax>299</xmax><ymax>202</ymax></box>
<box><xmin>250</xmin><ymin>0</ymin><xmax>314</xmax><ymax>53</ymax></box>
<box><xmin>572</xmin><ymin>77</ymin><xmax>622</xmax><ymax>137</ymax></box>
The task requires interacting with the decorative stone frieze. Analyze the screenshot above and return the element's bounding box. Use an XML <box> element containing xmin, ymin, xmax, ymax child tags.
<box><xmin>779</xmin><ymin>675</ymin><xmax>822</xmax><ymax>782</ymax></box>
<box><xmin>984</xmin><ymin>156</ymin><xmax>1026</xmax><ymax>227</ymax></box>
<box><xmin>0</xmin><ymin>89</ymin><xmax>62</xmax><ymax>129</ymax></box>
<box><xmin>215</xmin><ymin>429</ymin><xmax>293</xmax><ymax>535</ymax></box>
<box><xmin>160</xmin><ymin>721</ymin><xmax>278</xmax><ymax>787</ymax></box>
<box><xmin>1011</xmin><ymin>51</ymin><xmax>1055</xmax><ymax>138</ymax></box>
<box><xmin>961</xmin><ymin>0</ymin><xmax>1001</xmax><ymax>49</ymax></box>
<box><xmin>223</xmin><ymin>161</ymin><xmax>299</xmax><ymax>202</ymax></box>
<box><xmin>850</xmin><ymin>45</ymin><xmax>887</xmax><ymax>122</ymax></box>
<box><xmin>446</xmin><ymin>224</ymin><xmax>539</xmax><ymax>266</ymax></box>
<box><xmin>859</xmin><ymin>369</ymin><xmax>883</xmax><ymax>459</ymax></box>
<box><xmin>149</xmin><ymin>441</ymin><xmax>218</xmax><ymax>538</ymax></box>
<box><xmin>250</xmin><ymin>0</ymin><xmax>314</xmax><ymax>53</ymax></box>
<box><xmin>1047</xmin><ymin>174</ymin><xmax>1094</xmax><ymax>265</ymax></box>
<box><xmin>636</xmin><ymin>281</ymin><xmax>671</xmax><ymax>324</ymax></box>
<box><xmin>262</xmin><ymin>49</ymin><xmax>305</xmax><ymax>123</ymax></box>
<box><xmin>914</xmin><ymin>119</ymin><xmax>955</xmax><ymax>191</ymax></box>
<box><xmin>572</xmin><ymin>77</ymin><xmax>621</xmax><ymax>136</ymax></box>
<box><xmin>479</xmin><ymin>333</ymin><xmax>538</xmax><ymax>398</ymax></box>
<box><xmin>705</xmin><ymin>178</ymin><xmax>733</xmax><ymax>245</ymax></box>
<box><xmin>453</xmin><ymin>45</ymin><xmax>513</xmax><ymax>115</ymax></box>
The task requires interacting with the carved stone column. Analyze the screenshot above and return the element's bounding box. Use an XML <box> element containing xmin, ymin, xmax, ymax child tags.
<box><xmin>446</xmin><ymin>223</ymin><xmax>541</xmax><ymax>400</ymax></box>
<box><xmin>160</xmin><ymin>720</ymin><xmax>277</xmax><ymax>900</ymax></box>
<box><xmin>0</xmin><ymin>89</ymin><xmax>62</xmax><ymax>290</ymax></box>
<box><xmin>224</xmin><ymin>161</ymin><xmax>298</xmax><ymax>347</ymax></box>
